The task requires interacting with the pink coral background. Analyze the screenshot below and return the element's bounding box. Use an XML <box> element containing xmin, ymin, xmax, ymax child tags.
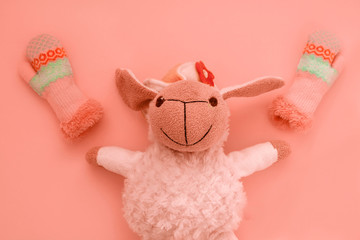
<box><xmin>1</xmin><ymin>0</ymin><xmax>360</xmax><ymax>239</ymax></box>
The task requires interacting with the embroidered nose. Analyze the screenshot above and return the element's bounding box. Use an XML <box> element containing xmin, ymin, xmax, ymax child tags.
<box><xmin>159</xmin><ymin>99</ymin><xmax>212</xmax><ymax>146</ymax></box>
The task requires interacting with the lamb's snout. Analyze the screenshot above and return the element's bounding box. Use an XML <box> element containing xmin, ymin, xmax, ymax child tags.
<box><xmin>158</xmin><ymin>98</ymin><xmax>214</xmax><ymax>146</ymax></box>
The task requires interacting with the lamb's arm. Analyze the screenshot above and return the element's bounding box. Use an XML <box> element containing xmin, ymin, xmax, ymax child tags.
<box><xmin>86</xmin><ymin>146</ymin><xmax>144</xmax><ymax>178</ymax></box>
<box><xmin>227</xmin><ymin>140</ymin><xmax>290</xmax><ymax>178</ymax></box>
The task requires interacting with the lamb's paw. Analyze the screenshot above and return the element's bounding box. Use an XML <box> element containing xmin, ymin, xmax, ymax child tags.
<box><xmin>270</xmin><ymin>140</ymin><xmax>291</xmax><ymax>161</ymax></box>
<box><xmin>86</xmin><ymin>146</ymin><xmax>101</xmax><ymax>165</ymax></box>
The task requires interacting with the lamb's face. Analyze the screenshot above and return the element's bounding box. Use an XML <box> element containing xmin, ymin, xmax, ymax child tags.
<box><xmin>148</xmin><ymin>80</ymin><xmax>229</xmax><ymax>152</ymax></box>
<box><xmin>116</xmin><ymin>66</ymin><xmax>284</xmax><ymax>153</ymax></box>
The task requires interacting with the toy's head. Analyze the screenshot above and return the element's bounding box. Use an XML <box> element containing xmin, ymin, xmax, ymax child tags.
<box><xmin>116</xmin><ymin>62</ymin><xmax>284</xmax><ymax>152</ymax></box>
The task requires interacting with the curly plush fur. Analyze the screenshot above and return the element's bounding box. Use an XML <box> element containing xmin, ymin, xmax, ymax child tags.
<box><xmin>123</xmin><ymin>139</ymin><xmax>245</xmax><ymax>240</ymax></box>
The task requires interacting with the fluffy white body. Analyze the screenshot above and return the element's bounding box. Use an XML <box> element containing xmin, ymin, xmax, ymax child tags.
<box><xmin>96</xmin><ymin>140</ymin><xmax>278</xmax><ymax>240</ymax></box>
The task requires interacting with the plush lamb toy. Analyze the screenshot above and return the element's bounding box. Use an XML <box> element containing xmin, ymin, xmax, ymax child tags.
<box><xmin>87</xmin><ymin>61</ymin><xmax>291</xmax><ymax>240</ymax></box>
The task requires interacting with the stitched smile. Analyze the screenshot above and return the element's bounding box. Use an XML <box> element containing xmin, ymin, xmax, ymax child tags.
<box><xmin>160</xmin><ymin>125</ymin><xmax>213</xmax><ymax>146</ymax></box>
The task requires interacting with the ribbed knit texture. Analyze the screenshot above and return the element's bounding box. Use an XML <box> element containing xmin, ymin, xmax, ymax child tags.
<box><xmin>42</xmin><ymin>76</ymin><xmax>87</xmax><ymax>122</ymax></box>
<box><xmin>286</xmin><ymin>71</ymin><xmax>329</xmax><ymax>115</ymax></box>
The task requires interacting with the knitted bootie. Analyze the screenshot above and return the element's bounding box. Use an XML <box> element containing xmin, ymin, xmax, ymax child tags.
<box><xmin>20</xmin><ymin>34</ymin><xmax>103</xmax><ymax>139</ymax></box>
<box><xmin>269</xmin><ymin>30</ymin><xmax>344</xmax><ymax>130</ymax></box>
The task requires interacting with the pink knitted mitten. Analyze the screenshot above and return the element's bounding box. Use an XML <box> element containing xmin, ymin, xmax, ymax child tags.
<box><xmin>20</xmin><ymin>34</ymin><xmax>103</xmax><ymax>139</ymax></box>
<box><xmin>269</xmin><ymin>31</ymin><xmax>344</xmax><ymax>130</ymax></box>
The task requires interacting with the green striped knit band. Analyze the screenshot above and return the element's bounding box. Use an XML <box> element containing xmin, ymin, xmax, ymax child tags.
<box><xmin>29</xmin><ymin>57</ymin><xmax>73</xmax><ymax>95</ymax></box>
<box><xmin>297</xmin><ymin>53</ymin><xmax>338</xmax><ymax>85</ymax></box>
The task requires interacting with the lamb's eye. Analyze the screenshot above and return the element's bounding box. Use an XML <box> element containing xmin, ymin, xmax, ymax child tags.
<box><xmin>209</xmin><ymin>97</ymin><xmax>218</xmax><ymax>107</ymax></box>
<box><xmin>156</xmin><ymin>96</ymin><xmax>165</xmax><ymax>107</ymax></box>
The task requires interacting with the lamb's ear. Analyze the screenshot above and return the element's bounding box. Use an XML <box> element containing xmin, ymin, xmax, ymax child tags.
<box><xmin>143</xmin><ymin>78</ymin><xmax>169</xmax><ymax>92</ymax></box>
<box><xmin>221</xmin><ymin>76</ymin><xmax>284</xmax><ymax>100</ymax></box>
<box><xmin>116</xmin><ymin>69</ymin><xmax>158</xmax><ymax>111</ymax></box>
